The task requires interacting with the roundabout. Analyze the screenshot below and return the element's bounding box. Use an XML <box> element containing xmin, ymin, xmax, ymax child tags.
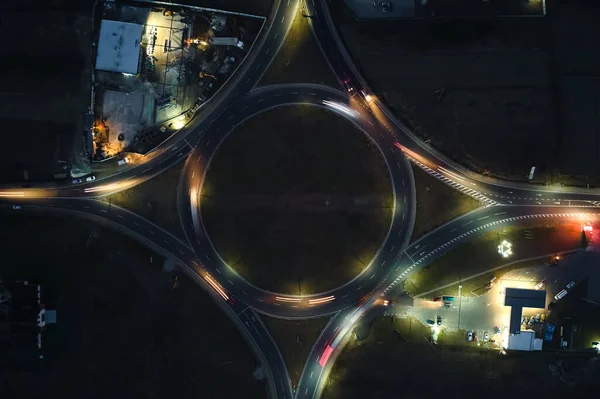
<box><xmin>200</xmin><ymin>105</ymin><xmax>394</xmax><ymax>295</ymax></box>
<box><xmin>178</xmin><ymin>84</ymin><xmax>417</xmax><ymax>318</ymax></box>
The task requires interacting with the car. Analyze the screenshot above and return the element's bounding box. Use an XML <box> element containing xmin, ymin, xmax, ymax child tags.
<box><xmin>522</xmin><ymin>316</ymin><xmax>529</xmax><ymax>325</ymax></box>
<box><xmin>117</xmin><ymin>157</ymin><xmax>130</xmax><ymax>166</ymax></box>
<box><xmin>555</xmin><ymin>289</ymin><xmax>568</xmax><ymax>301</ymax></box>
<box><xmin>426</xmin><ymin>319</ymin><xmax>435</xmax><ymax>325</ymax></box>
<box><xmin>566</xmin><ymin>281</ymin><xmax>575</xmax><ymax>290</ymax></box>
<box><xmin>528</xmin><ymin>316</ymin><xmax>535</xmax><ymax>326</ymax></box>
<box><xmin>72</xmin><ymin>178</ymin><xmax>83</xmax><ymax>184</ymax></box>
<box><xmin>483</xmin><ymin>332</ymin><xmax>489</xmax><ymax>342</ymax></box>
<box><xmin>432</xmin><ymin>296</ymin><xmax>442</xmax><ymax>302</ymax></box>
<box><xmin>382</xmin><ymin>300</ymin><xmax>389</xmax><ymax>306</ymax></box>
<box><xmin>466</xmin><ymin>331</ymin><xmax>473</xmax><ymax>342</ymax></box>
<box><xmin>534</xmin><ymin>279</ymin><xmax>546</xmax><ymax>290</ymax></box>
<box><xmin>473</xmin><ymin>332</ymin><xmax>478</xmax><ymax>342</ymax></box>
<box><xmin>437</xmin><ymin>316</ymin><xmax>442</xmax><ymax>326</ymax></box>
<box><xmin>381</xmin><ymin>2</ymin><xmax>392</xmax><ymax>12</ymax></box>
<box><xmin>535</xmin><ymin>314</ymin><xmax>541</xmax><ymax>322</ymax></box>
<box><xmin>12</xmin><ymin>205</ymin><xmax>21</xmax><ymax>210</ymax></box>
<box><xmin>85</xmin><ymin>175</ymin><xmax>96</xmax><ymax>182</ymax></box>
<box><xmin>541</xmin><ymin>313</ymin><xmax>546</xmax><ymax>322</ymax></box>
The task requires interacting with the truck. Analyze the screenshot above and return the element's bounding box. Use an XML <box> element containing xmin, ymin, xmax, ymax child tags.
<box><xmin>209</xmin><ymin>36</ymin><xmax>244</xmax><ymax>48</ymax></box>
<box><xmin>442</xmin><ymin>296</ymin><xmax>455</xmax><ymax>302</ymax></box>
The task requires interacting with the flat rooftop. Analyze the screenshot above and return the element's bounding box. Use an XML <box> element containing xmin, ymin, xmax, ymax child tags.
<box><xmin>504</xmin><ymin>288</ymin><xmax>546</xmax><ymax>309</ymax></box>
<box><xmin>96</xmin><ymin>20</ymin><xmax>143</xmax><ymax>75</ymax></box>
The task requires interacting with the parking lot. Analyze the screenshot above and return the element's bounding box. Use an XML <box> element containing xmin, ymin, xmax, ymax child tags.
<box><xmin>402</xmin><ymin>248</ymin><xmax>600</xmax><ymax>346</ymax></box>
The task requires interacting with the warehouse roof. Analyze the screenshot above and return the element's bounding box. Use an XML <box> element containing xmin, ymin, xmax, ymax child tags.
<box><xmin>95</xmin><ymin>20</ymin><xmax>143</xmax><ymax>75</ymax></box>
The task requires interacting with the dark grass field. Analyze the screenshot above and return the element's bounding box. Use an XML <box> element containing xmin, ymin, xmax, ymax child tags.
<box><xmin>411</xmin><ymin>166</ymin><xmax>481</xmax><ymax>241</ymax></box>
<box><xmin>109</xmin><ymin>160</ymin><xmax>186</xmax><ymax>242</ymax></box>
<box><xmin>0</xmin><ymin>214</ymin><xmax>265</xmax><ymax>399</ymax></box>
<box><xmin>330</xmin><ymin>0</ymin><xmax>600</xmax><ymax>185</ymax></box>
<box><xmin>322</xmin><ymin>316</ymin><xmax>599</xmax><ymax>399</ymax></box>
<box><xmin>201</xmin><ymin>105</ymin><xmax>394</xmax><ymax>294</ymax></box>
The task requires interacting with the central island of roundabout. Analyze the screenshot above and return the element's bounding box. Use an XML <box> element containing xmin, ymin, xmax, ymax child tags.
<box><xmin>178</xmin><ymin>84</ymin><xmax>416</xmax><ymax>318</ymax></box>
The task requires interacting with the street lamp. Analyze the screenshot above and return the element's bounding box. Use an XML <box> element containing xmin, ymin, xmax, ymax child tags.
<box><xmin>498</xmin><ymin>240</ymin><xmax>512</xmax><ymax>258</ymax></box>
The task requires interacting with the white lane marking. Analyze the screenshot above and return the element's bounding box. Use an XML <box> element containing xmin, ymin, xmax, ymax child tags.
<box><xmin>462</xmin><ymin>221</ymin><xmax>472</xmax><ymax>227</ymax></box>
<box><xmin>148</xmin><ymin>230</ymin><xmax>155</xmax><ymax>235</ymax></box>
<box><xmin>178</xmin><ymin>249</ymin><xmax>184</xmax><ymax>255</ymax></box>
<box><xmin>133</xmin><ymin>222</ymin><xmax>139</xmax><ymax>226</ymax></box>
<box><xmin>274</xmin><ymin>32</ymin><xmax>278</xmax><ymax>39</ymax></box>
<box><xmin>370</xmin><ymin>274</ymin><xmax>375</xmax><ymax>279</ymax></box>
<box><xmin>368</xmin><ymin>120</ymin><xmax>373</xmax><ymax>126</ymax></box>
<box><xmin>117</xmin><ymin>214</ymin><xmax>124</xmax><ymax>219</ymax></box>
<box><xmin>228</xmin><ymin>280</ymin><xmax>234</xmax><ymax>285</ymax></box>
<box><xmin>265</xmin><ymin>48</ymin><xmax>271</xmax><ymax>55</ymax></box>
<box><xmin>478</xmin><ymin>216</ymin><xmax>489</xmax><ymax>220</ymax></box>
<box><xmin>192</xmin><ymin>171</ymin><xmax>195</xmax><ymax>178</ymax></box>
<box><xmin>142</xmin><ymin>168</ymin><xmax>151</xmax><ymax>174</ymax></box>
<box><xmin>310</xmin><ymin>372</ymin><xmax>313</xmax><ymax>378</ymax></box>
<box><xmin>309</xmin><ymin>92</ymin><xmax>316</xmax><ymax>96</ymax></box>
<box><xmin>255</xmin><ymin>64</ymin><xmax>261</xmax><ymax>70</ymax></box>
<box><xmin>197</xmin><ymin>154</ymin><xmax>202</xmax><ymax>162</ymax></box>
<box><xmin>356</xmin><ymin>286</ymin><xmax>362</xmax><ymax>291</ymax></box>
<box><xmin>205</xmin><ymin>254</ymin><xmax>210</xmax><ymax>260</ymax></box>
<box><xmin>100</xmin><ymin>209</ymin><xmax>107</xmax><ymax>213</ymax></box>
<box><xmin>281</xmin><ymin>16</ymin><xmax>285</xmax><ymax>23</ymax></box>
<box><xmin>495</xmin><ymin>212</ymin><xmax>507</xmax><ymax>215</ymax></box>
<box><xmin>164</xmin><ymin>240</ymin><xmax>170</xmax><ymax>245</ymax></box>
<box><xmin>216</xmin><ymin>269</ymin><xmax>221</xmax><ymax>274</ymax></box>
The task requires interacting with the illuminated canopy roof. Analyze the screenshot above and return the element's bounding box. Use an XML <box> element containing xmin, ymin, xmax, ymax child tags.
<box><xmin>95</xmin><ymin>20</ymin><xmax>143</xmax><ymax>74</ymax></box>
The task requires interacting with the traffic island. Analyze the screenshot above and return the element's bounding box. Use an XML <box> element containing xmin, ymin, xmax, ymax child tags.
<box><xmin>0</xmin><ymin>215</ymin><xmax>265</xmax><ymax>398</ymax></box>
<box><xmin>406</xmin><ymin>220</ymin><xmax>584</xmax><ymax>298</ymax></box>
<box><xmin>260</xmin><ymin>3</ymin><xmax>340</xmax><ymax>87</ymax></box>
<box><xmin>108</xmin><ymin>159</ymin><xmax>186</xmax><ymax>241</ymax></box>
<box><xmin>200</xmin><ymin>105</ymin><xmax>395</xmax><ymax>294</ymax></box>
<box><xmin>411</xmin><ymin>166</ymin><xmax>482</xmax><ymax>241</ymax></box>
<box><xmin>261</xmin><ymin>316</ymin><xmax>330</xmax><ymax>389</ymax></box>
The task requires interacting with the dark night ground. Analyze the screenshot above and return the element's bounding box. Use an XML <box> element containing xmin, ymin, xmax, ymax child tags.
<box><xmin>331</xmin><ymin>0</ymin><xmax>600</xmax><ymax>186</ymax></box>
<box><xmin>0</xmin><ymin>214</ymin><xmax>265</xmax><ymax>399</ymax></box>
<box><xmin>201</xmin><ymin>105</ymin><xmax>393</xmax><ymax>295</ymax></box>
<box><xmin>322</xmin><ymin>316</ymin><xmax>600</xmax><ymax>399</ymax></box>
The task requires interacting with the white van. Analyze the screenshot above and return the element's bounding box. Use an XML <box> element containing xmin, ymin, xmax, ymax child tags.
<box><xmin>554</xmin><ymin>289</ymin><xmax>568</xmax><ymax>301</ymax></box>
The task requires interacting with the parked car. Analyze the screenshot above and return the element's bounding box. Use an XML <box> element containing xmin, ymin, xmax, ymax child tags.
<box><xmin>432</xmin><ymin>296</ymin><xmax>441</xmax><ymax>302</ymax></box>
<box><xmin>437</xmin><ymin>316</ymin><xmax>442</xmax><ymax>326</ymax></box>
<box><xmin>117</xmin><ymin>157</ymin><xmax>130</xmax><ymax>166</ymax></box>
<box><xmin>535</xmin><ymin>314</ymin><xmax>541</xmax><ymax>322</ymax></box>
<box><xmin>426</xmin><ymin>319</ymin><xmax>435</xmax><ymax>325</ymax></box>
<box><xmin>72</xmin><ymin>178</ymin><xmax>83</xmax><ymax>184</ymax></box>
<box><xmin>567</xmin><ymin>281</ymin><xmax>576</xmax><ymax>290</ymax></box>
<box><xmin>522</xmin><ymin>316</ymin><xmax>529</xmax><ymax>325</ymax></box>
<box><xmin>483</xmin><ymin>332</ymin><xmax>489</xmax><ymax>342</ymax></box>
<box><xmin>12</xmin><ymin>205</ymin><xmax>21</xmax><ymax>210</ymax></box>
<box><xmin>528</xmin><ymin>316</ymin><xmax>535</xmax><ymax>326</ymax></box>
<box><xmin>85</xmin><ymin>175</ymin><xmax>96</xmax><ymax>182</ymax></box>
<box><xmin>466</xmin><ymin>331</ymin><xmax>473</xmax><ymax>342</ymax></box>
<box><xmin>555</xmin><ymin>289</ymin><xmax>568</xmax><ymax>301</ymax></box>
<box><xmin>541</xmin><ymin>313</ymin><xmax>546</xmax><ymax>322</ymax></box>
<box><xmin>473</xmin><ymin>332</ymin><xmax>478</xmax><ymax>342</ymax></box>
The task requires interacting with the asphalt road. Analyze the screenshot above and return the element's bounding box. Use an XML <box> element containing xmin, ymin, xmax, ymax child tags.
<box><xmin>4</xmin><ymin>0</ymin><xmax>600</xmax><ymax>398</ymax></box>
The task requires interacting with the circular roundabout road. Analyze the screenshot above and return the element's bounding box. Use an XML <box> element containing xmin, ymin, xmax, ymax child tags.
<box><xmin>178</xmin><ymin>83</ymin><xmax>416</xmax><ymax>319</ymax></box>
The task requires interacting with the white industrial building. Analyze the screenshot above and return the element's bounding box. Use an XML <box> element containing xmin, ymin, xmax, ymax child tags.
<box><xmin>95</xmin><ymin>20</ymin><xmax>144</xmax><ymax>75</ymax></box>
<box><xmin>507</xmin><ymin>330</ymin><xmax>543</xmax><ymax>351</ymax></box>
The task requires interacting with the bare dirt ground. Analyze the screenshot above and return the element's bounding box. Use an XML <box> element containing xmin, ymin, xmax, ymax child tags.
<box><xmin>411</xmin><ymin>166</ymin><xmax>481</xmax><ymax>241</ymax></box>
<box><xmin>261</xmin><ymin>316</ymin><xmax>329</xmax><ymax>388</ymax></box>
<box><xmin>0</xmin><ymin>214</ymin><xmax>265</xmax><ymax>399</ymax></box>
<box><xmin>406</xmin><ymin>220</ymin><xmax>584</xmax><ymax>296</ymax></box>
<box><xmin>109</xmin><ymin>160</ymin><xmax>186</xmax><ymax>242</ymax></box>
<box><xmin>330</xmin><ymin>0</ymin><xmax>600</xmax><ymax>186</ymax></box>
<box><xmin>201</xmin><ymin>105</ymin><xmax>394</xmax><ymax>294</ymax></box>
<box><xmin>260</xmin><ymin>6</ymin><xmax>340</xmax><ymax>87</ymax></box>
<box><xmin>322</xmin><ymin>316</ymin><xmax>599</xmax><ymax>399</ymax></box>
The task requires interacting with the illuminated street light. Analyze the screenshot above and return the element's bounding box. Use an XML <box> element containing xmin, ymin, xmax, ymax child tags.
<box><xmin>173</xmin><ymin>116</ymin><xmax>186</xmax><ymax>130</ymax></box>
<box><xmin>498</xmin><ymin>240</ymin><xmax>512</xmax><ymax>258</ymax></box>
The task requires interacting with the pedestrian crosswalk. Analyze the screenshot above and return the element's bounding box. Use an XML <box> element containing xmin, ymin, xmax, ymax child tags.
<box><xmin>408</xmin><ymin>157</ymin><xmax>498</xmax><ymax>206</ymax></box>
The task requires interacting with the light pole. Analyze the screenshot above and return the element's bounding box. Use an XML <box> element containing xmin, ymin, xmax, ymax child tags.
<box><xmin>457</xmin><ymin>284</ymin><xmax>463</xmax><ymax>329</ymax></box>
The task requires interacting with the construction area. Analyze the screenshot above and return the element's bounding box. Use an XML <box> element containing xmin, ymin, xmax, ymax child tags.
<box><xmin>91</xmin><ymin>1</ymin><xmax>262</xmax><ymax>159</ymax></box>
